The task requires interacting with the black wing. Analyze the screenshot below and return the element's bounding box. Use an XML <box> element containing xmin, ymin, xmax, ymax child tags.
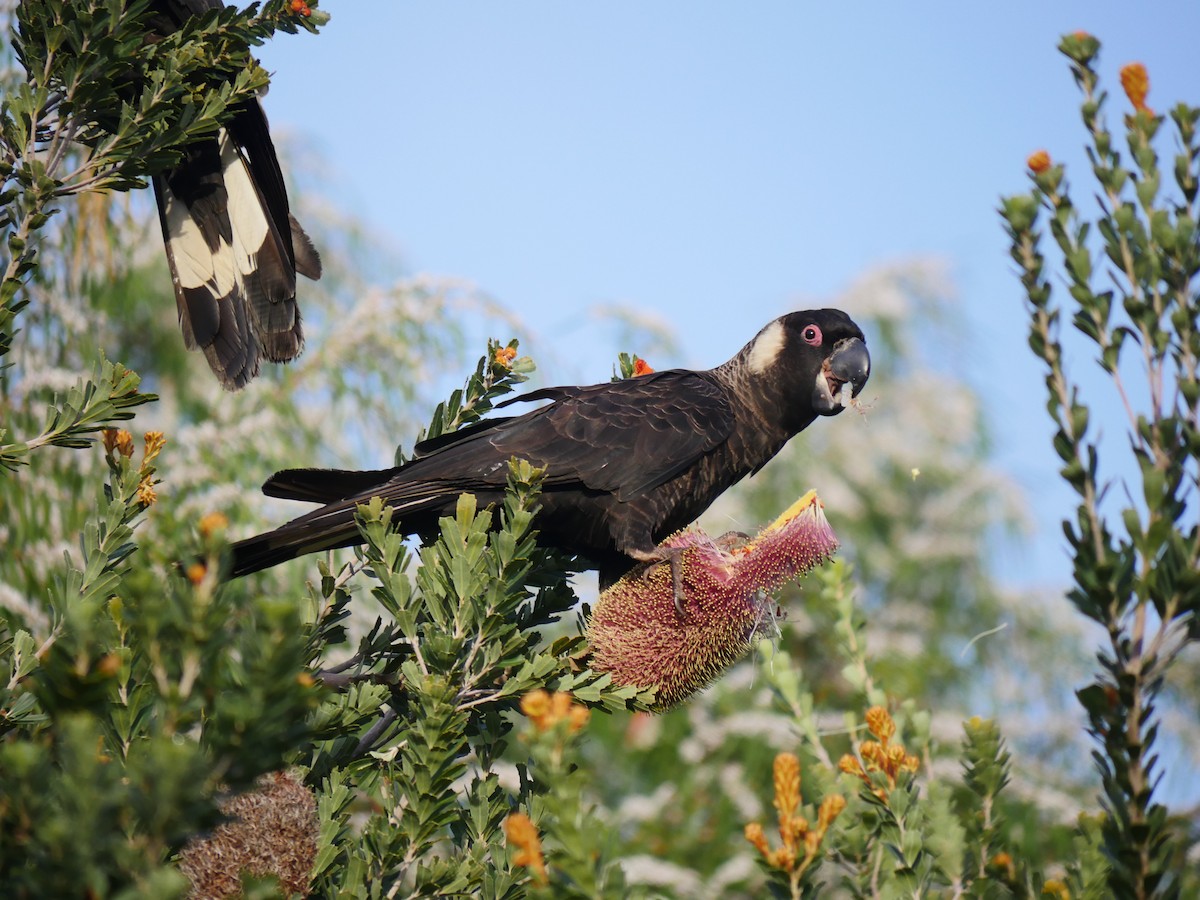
<box><xmin>413</xmin><ymin>369</ymin><xmax>737</xmax><ymax>500</ymax></box>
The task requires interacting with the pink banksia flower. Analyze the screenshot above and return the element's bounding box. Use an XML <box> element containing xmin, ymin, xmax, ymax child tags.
<box><xmin>586</xmin><ymin>491</ymin><xmax>838</xmax><ymax>708</ymax></box>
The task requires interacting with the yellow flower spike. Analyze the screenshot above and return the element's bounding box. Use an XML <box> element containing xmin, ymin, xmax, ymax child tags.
<box><xmin>773</xmin><ymin>752</ymin><xmax>802</xmax><ymax>823</ymax></box>
<box><xmin>837</xmin><ymin>753</ymin><xmax>864</xmax><ymax>777</ymax></box>
<box><xmin>1119</xmin><ymin>62</ymin><xmax>1151</xmax><ymax>113</ymax></box>
<box><xmin>1042</xmin><ymin>878</ymin><xmax>1071</xmax><ymax>899</ymax></box>
<box><xmin>504</xmin><ymin>812</ymin><xmax>547</xmax><ymax>885</ymax></box>
<box><xmin>142</xmin><ymin>430</ymin><xmax>166</xmax><ymax>465</ymax></box>
<box><xmin>865</xmin><ymin>706</ymin><xmax>895</xmax><ymax>744</ymax></box>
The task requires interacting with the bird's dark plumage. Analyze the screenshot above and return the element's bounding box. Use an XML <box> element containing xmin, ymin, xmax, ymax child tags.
<box><xmin>150</xmin><ymin>0</ymin><xmax>321</xmax><ymax>390</ymax></box>
<box><xmin>229</xmin><ymin>309</ymin><xmax>870</xmax><ymax>582</ymax></box>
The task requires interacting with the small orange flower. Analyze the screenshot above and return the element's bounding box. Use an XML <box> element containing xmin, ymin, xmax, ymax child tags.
<box><xmin>841</xmin><ymin>705</ymin><xmax>920</xmax><ymax>800</ymax></box>
<box><xmin>865</xmin><ymin>706</ymin><xmax>895</xmax><ymax>743</ymax></box>
<box><xmin>494</xmin><ymin>345</ymin><xmax>518</xmax><ymax>367</ymax></box>
<box><xmin>837</xmin><ymin>753</ymin><xmax>864</xmax><ymax>777</ymax></box>
<box><xmin>519</xmin><ymin>689</ymin><xmax>552</xmax><ymax>722</ymax></box>
<box><xmin>142</xmin><ymin>431</ymin><xmax>166</xmax><ymax>465</ymax></box>
<box><xmin>107</xmin><ymin>429</ymin><xmax>135</xmax><ymax>458</ymax></box>
<box><xmin>1027</xmin><ymin>150</ymin><xmax>1051</xmax><ymax>174</ymax></box>
<box><xmin>745</xmin><ymin>752</ymin><xmax>844</xmax><ymax>882</ymax></box>
<box><xmin>186</xmin><ymin>561</ymin><xmax>207</xmax><ymax>585</ymax></box>
<box><xmin>632</xmin><ymin>357</ymin><xmax>654</xmax><ymax>376</ymax></box>
<box><xmin>136</xmin><ymin>480</ymin><xmax>157</xmax><ymax>506</ymax></box>
<box><xmin>744</xmin><ymin>822</ymin><xmax>770</xmax><ymax>858</ymax></box>
<box><xmin>96</xmin><ymin>653</ymin><xmax>122</xmax><ymax>678</ymax></box>
<box><xmin>990</xmin><ymin>851</ymin><xmax>1015</xmax><ymax>879</ymax></box>
<box><xmin>504</xmin><ymin>812</ymin><xmax>547</xmax><ymax>885</ymax></box>
<box><xmin>296</xmin><ymin>672</ymin><xmax>315</xmax><ymax>687</ymax></box>
<box><xmin>1119</xmin><ymin>62</ymin><xmax>1151</xmax><ymax>114</ymax></box>
<box><xmin>519</xmin><ymin>689</ymin><xmax>589</xmax><ymax>733</ymax></box>
<box><xmin>773</xmin><ymin>752</ymin><xmax>801</xmax><ymax>834</ymax></box>
<box><xmin>198</xmin><ymin>511</ymin><xmax>229</xmax><ymax>540</ymax></box>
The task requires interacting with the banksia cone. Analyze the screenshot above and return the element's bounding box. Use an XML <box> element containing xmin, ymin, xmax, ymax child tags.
<box><xmin>586</xmin><ymin>491</ymin><xmax>838</xmax><ymax>708</ymax></box>
<box><xmin>177</xmin><ymin>771</ymin><xmax>318</xmax><ymax>897</ymax></box>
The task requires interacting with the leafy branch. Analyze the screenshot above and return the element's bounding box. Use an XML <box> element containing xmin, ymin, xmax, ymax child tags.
<box><xmin>1001</xmin><ymin>33</ymin><xmax>1199</xmax><ymax>899</ymax></box>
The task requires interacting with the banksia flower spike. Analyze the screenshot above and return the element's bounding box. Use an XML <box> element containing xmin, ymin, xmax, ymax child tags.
<box><xmin>586</xmin><ymin>491</ymin><xmax>838</xmax><ymax>709</ymax></box>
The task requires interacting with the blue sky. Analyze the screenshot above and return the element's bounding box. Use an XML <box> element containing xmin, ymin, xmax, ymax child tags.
<box><xmin>255</xmin><ymin>2</ymin><xmax>1200</xmax><ymax>588</ymax></box>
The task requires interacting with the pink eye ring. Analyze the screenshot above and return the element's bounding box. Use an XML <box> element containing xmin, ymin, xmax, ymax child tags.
<box><xmin>801</xmin><ymin>324</ymin><xmax>822</xmax><ymax>346</ymax></box>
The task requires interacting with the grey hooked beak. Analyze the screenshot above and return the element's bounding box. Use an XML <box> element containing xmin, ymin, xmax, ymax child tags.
<box><xmin>812</xmin><ymin>337</ymin><xmax>870</xmax><ymax>415</ymax></box>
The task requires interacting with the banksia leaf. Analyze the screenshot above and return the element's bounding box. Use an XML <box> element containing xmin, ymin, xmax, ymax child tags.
<box><xmin>586</xmin><ymin>491</ymin><xmax>838</xmax><ymax>708</ymax></box>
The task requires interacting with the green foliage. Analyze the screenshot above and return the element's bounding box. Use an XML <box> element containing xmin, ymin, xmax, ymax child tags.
<box><xmin>400</xmin><ymin>338</ymin><xmax>535</xmax><ymax>462</ymax></box>
<box><xmin>0</xmin><ymin>357</ymin><xmax>153</xmax><ymax>470</ymax></box>
<box><xmin>0</xmin><ymin>429</ymin><xmax>319</xmax><ymax>895</ymax></box>
<box><xmin>1002</xmin><ymin>34</ymin><xmax>1200</xmax><ymax>900</ymax></box>
<box><xmin>299</xmin><ymin>439</ymin><xmax>653</xmax><ymax>894</ymax></box>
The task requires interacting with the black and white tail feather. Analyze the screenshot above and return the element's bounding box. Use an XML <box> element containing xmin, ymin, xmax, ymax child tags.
<box><xmin>151</xmin><ymin>0</ymin><xmax>321</xmax><ymax>390</ymax></box>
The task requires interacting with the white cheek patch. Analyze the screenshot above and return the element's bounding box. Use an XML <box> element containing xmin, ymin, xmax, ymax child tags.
<box><xmin>747</xmin><ymin>320</ymin><xmax>786</xmax><ymax>373</ymax></box>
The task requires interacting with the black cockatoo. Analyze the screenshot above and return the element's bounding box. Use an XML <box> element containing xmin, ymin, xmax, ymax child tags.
<box><xmin>229</xmin><ymin>309</ymin><xmax>870</xmax><ymax>587</ymax></box>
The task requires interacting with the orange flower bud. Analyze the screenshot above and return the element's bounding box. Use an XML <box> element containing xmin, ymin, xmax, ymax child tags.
<box><xmin>519</xmin><ymin>689</ymin><xmax>551</xmax><ymax>726</ymax></box>
<box><xmin>817</xmin><ymin>793</ymin><xmax>846</xmax><ymax>830</ymax></box>
<box><xmin>837</xmin><ymin>753</ymin><xmax>864</xmax><ymax>776</ymax></box>
<box><xmin>113</xmin><ymin>429</ymin><xmax>135</xmax><ymax>458</ymax></box>
<box><xmin>865</xmin><ymin>705</ymin><xmax>895</xmax><ymax>743</ymax></box>
<box><xmin>504</xmin><ymin>812</ymin><xmax>547</xmax><ymax>884</ymax></box>
<box><xmin>744</xmin><ymin>821</ymin><xmax>770</xmax><ymax>859</ymax></box>
<box><xmin>137</xmin><ymin>480</ymin><xmax>157</xmax><ymax>506</ymax></box>
<box><xmin>186</xmin><ymin>561</ymin><xmax>207</xmax><ymax>585</ymax></box>
<box><xmin>632</xmin><ymin>357</ymin><xmax>654</xmax><ymax>376</ymax></box>
<box><xmin>1120</xmin><ymin>62</ymin><xmax>1151</xmax><ymax>113</ymax></box>
<box><xmin>143</xmin><ymin>430</ymin><xmax>166</xmax><ymax>464</ymax></box>
<box><xmin>494</xmin><ymin>346</ymin><xmax>518</xmax><ymax>367</ymax></box>
<box><xmin>1027</xmin><ymin>150</ymin><xmax>1051</xmax><ymax>174</ymax></box>
<box><xmin>566</xmin><ymin>703</ymin><xmax>591</xmax><ymax>733</ymax></box>
<box><xmin>198</xmin><ymin>511</ymin><xmax>229</xmax><ymax>540</ymax></box>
